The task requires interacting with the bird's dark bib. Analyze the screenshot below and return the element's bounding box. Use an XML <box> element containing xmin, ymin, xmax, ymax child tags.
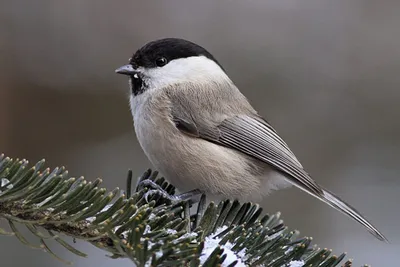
<box><xmin>130</xmin><ymin>76</ymin><xmax>145</xmax><ymax>96</ymax></box>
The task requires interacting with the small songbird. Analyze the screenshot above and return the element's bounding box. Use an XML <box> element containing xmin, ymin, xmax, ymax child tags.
<box><xmin>115</xmin><ymin>38</ymin><xmax>387</xmax><ymax>241</ymax></box>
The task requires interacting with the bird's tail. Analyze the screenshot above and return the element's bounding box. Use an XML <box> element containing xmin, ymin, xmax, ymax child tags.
<box><xmin>313</xmin><ymin>187</ymin><xmax>388</xmax><ymax>242</ymax></box>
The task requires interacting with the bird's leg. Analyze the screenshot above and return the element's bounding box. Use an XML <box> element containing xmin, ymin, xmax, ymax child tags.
<box><xmin>143</xmin><ymin>188</ymin><xmax>203</xmax><ymax>205</ymax></box>
<box><xmin>136</xmin><ymin>179</ymin><xmax>203</xmax><ymax>205</ymax></box>
<box><xmin>136</xmin><ymin>179</ymin><xmax>166</xmax><ymax>192</ymax></box>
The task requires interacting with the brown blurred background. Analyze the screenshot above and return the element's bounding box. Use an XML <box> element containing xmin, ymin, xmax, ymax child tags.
<box><xmin>1</xmin><ymin>0</ymin><xmax>399</xmax><ymax>266</ymax></box>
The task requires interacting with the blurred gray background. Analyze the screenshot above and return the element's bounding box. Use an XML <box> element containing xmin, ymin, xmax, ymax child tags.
<box><xmin>1</xmin><ymin>0</ymin><xmax>399</xmax><ymax>266</ymax></box>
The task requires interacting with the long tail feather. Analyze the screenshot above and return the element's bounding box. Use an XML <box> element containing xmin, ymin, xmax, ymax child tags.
<box><xmin>315</xmin><ymin>187</ymin><xmax>388</xmax><ymax>242</ymax></box>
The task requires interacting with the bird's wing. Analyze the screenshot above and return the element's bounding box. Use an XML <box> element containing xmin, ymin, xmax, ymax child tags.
<box><xmin>170</xmin><ymin>105</ymin><xmax>388</xmax><ymax>242</ymax></box>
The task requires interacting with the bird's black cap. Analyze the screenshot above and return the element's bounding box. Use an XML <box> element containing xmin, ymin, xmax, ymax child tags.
<box><xmin>129</xmin><ymin>38</ymin><xmax>224</xmax><ymax>70</ymax></box>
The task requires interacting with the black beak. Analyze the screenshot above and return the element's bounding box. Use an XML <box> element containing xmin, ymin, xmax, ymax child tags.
<box><xmin>115</xmin><ymin>64</ymin><xmax>136</xmax><ymax>76</ymax></box>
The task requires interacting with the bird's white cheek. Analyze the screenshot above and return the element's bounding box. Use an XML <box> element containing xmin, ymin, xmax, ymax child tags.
<box><xmin>142</xmin><ymin>70</ymin><xmax>173</xmax><ymax>90</ymax></box>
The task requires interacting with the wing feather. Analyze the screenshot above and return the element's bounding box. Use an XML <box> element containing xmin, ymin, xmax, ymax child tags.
<box><xmin>218</xmin><ymin>116</ymin><xmax>322</xmax><ymax>195</ymax></box>
<box><xmin>168</xmin><ymin>92</ymin><xmax>387</xmax><ymax>241</ymax></box>
<box><xmin>216</xmin><ymin>115</ymin><xmax>387</xmax><ymax>241</ymax></box>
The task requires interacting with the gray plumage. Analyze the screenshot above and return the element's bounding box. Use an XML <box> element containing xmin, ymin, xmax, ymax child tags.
<box><xmin>116</xmin><ymin>38</ymin><xmax>388</xmax><ymax>242</ymax></box>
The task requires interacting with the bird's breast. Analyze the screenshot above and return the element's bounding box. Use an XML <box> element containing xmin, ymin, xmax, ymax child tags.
<box><xmin>130</xmin><ymin>92</ymin><xmax>291</xmax><ymax>202</ymax></box>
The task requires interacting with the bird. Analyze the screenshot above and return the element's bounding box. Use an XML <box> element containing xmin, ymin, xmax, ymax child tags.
<box><xmin>115</xmin><ymin>37</ymin><xmax>387</xmax><ymax>242</ymax></box>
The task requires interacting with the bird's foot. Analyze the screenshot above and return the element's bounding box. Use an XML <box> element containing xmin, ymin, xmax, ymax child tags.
<box><xmin>137</xmin><ymin>179</ymin><xmax>203</xmax><ymax>205</ymax></box>
<box><xmin>136</xmin><ymin>179</ymin><xmax>167</xmax><ymax>194</ymax></box>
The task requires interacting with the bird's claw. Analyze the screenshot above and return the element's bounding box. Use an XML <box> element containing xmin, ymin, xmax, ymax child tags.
<box><xmin>136</xmin><ymin>174</ymin><xmax>204</xmax><ymax>204</ymax></box>
<box><xmin>144</xmin><ymin>189</ymin><xmax>182</xmax><ymax>204</ymax></box>
<box><xmin>136</xmin><ymin>179</ymin><xmax>165</xmax><ymax>192</ymax></box>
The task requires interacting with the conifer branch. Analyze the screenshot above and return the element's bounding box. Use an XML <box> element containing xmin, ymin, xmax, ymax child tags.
<box><xmin>0</xmin><ymin>153</ymin><xmax>363</xmax><ymax>266</ymax></box>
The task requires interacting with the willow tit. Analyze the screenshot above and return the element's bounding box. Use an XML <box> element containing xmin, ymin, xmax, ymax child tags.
<box><xmin>115</xmin><ymin>38</ymin><xmax>387</xmax><ymax>242</ymax></box>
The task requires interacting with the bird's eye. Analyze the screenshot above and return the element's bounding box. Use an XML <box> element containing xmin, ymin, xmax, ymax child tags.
<box><xmin>155</xmin><ymin>57</ymin><xmax>168</xmax><ymax>67</ymax></box>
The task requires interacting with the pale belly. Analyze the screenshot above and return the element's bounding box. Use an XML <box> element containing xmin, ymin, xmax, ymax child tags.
<box><xmin>134</xmin><ymin>114</ymin><xmax>291</xmax><ymax>202</ymax></box>
<box><xmin>130</xmin><ymin>91</ymin><xmax>291</xmax><ymax>202</ymax></box>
